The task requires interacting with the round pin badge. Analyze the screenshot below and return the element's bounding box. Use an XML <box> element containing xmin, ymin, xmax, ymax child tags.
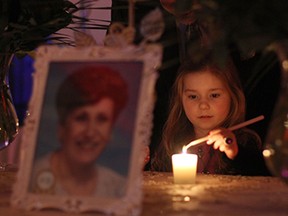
<box><xmin>36</xmin><ymin>169</ymin><xmax>55</xmax><ymax>192</ymax></box>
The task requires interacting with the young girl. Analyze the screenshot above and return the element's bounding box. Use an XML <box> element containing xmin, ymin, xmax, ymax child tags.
<box><xmin>151</xmin><ymin>57</ymin><xmax>270</xmax><ymax>175</ymax></box>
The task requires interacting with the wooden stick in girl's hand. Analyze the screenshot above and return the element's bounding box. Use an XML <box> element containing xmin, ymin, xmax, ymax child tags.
<box><xmin>182</xmin><ymin>115</ymin><xmax>265</xmax><ymax>152</ymax></box>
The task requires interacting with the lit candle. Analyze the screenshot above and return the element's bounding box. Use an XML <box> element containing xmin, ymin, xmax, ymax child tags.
<box><xmin>172</xmin><ymin>153</ymin><xmax>198</xmax><ymax>184</ymax></box>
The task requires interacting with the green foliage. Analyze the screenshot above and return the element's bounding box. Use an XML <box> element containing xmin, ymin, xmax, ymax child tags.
<box><xmin>0</xmin><ymin>0</ymin><xmax>109</xmax><ymax>54</ymax></box>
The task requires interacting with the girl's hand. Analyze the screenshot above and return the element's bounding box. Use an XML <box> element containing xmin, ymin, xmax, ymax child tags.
<box><xmin>206</xmin><ymin>128</ymin><xmax>238</xmax><ymax>159</ymax></box>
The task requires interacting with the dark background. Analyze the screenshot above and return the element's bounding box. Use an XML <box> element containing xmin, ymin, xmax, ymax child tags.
<box><xmin>8</xmin><ymin>0</ymin><xmax>281</xmax><ymax>171</ymax></box>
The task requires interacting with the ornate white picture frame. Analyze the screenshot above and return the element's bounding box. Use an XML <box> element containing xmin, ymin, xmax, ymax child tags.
<box><xmin>11</xmin><ymin>44</ymin><xmax>162</xmax><ymax>215</ymax></box>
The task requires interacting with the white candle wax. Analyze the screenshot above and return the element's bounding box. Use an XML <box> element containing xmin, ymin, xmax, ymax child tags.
<box><xmin>172</xmin><ymin>153</ymin><xmax>198</xmax><ymax>184</ymax></box>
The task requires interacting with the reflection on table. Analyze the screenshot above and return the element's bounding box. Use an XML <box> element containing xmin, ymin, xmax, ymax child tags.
<box><xmin>142</xmin><ymin>172</ymin><xmax>288</xmax><ymax>216</ymax></box>
<box><xmin>1</xmin><ymin>170</ymin><xmax>288</xmax><ymax>216</ymax></box>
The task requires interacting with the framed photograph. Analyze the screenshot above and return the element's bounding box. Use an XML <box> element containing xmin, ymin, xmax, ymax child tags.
<box><xmin>11</xmin><ymin>44</ymin><xmax>162</xmax><ymax>215</ymax></box>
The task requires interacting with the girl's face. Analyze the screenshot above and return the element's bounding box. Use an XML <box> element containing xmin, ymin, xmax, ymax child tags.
<box><xmin>182</xmin><ymin>69</ymin><xmax>231</xmax><ymax>137</ymax></box>
<box><xmin>58</xmin><ymin>97</ymin><xmax>114</xmax><ymax>165</ymax></box>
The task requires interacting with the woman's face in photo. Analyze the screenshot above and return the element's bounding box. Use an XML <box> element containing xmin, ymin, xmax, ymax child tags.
<box><xmin>58</xmin><ymin>97</ymin><xmax>115</xmax><ymax>165</ymax></box>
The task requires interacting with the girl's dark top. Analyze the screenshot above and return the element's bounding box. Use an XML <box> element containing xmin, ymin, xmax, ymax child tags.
<box><xmin>151</xmin><ymin>128</ymin><xmax>271</xmax><ymax>176</ymax></box>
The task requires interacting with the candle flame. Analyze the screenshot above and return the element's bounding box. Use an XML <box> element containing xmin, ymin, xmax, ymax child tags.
<box><xmin>182</xmin><ymin>146</ymin><xmax>187</xmax><ymax>153</ymax></box>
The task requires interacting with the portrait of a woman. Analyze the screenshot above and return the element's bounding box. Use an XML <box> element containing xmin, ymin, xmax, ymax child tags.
<box><xmin>30</xmin><ymin>65</ymin><xmax>129</xmax><ymax>198</ymax></box>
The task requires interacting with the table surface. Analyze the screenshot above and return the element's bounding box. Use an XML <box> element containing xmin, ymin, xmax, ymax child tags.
<box><xmin>142</xmin><ymin>172</ymin><xmax>288</xmax><ymax>216</ymax></box>
<box><xmin>1</xmin><ymin>170</ymin><xmax>288</xmax><ymax>216</ymax></box>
